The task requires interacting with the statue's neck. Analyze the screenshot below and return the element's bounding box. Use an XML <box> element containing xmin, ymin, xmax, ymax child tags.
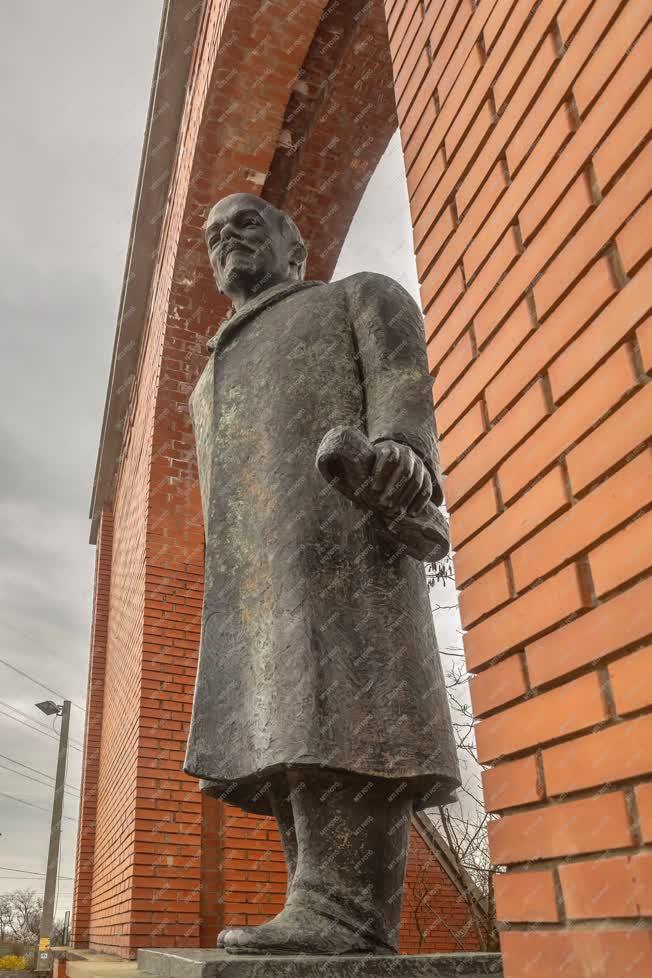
<box><xmin>228</xmin><ymin>273</ymin><xmax>296</xmax><ymax>311</ymax></box>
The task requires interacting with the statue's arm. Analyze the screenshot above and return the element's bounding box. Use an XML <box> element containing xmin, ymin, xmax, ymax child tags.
<box><xmin>347</xmin><ymin>271</ymin><xmax>443</xmax><ymax>507</ymax></box>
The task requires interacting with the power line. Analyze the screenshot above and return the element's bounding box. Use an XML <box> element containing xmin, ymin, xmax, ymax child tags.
<box><xmin>0</xmin><ymin>761</ymin><xmax>59</xmax><ymax>792</ymax></box>
<box><xmin>0</xmin><ymin>698</ymin><xmax>84</xmax><ymax>751</ymax></box>
<box><xmin>0</xmin><ymin>710</ymin><xmax>81</xmax><ymax>752</ymax></box>
<box><xmin>0</xmin><ymin>866</ymin><xmax>72</xmax><ymax>881</ymax></box>
<box><xmin>0</xmin><ymin>789</ymin><xmax>76</xmax><ymax>822</ymax></box>
<box><xmin>0</xmin><ymin>762</ymin><xmax>79</xmax><ymax>797</ymax></box>
<box><xmin>0</xmin><ymin>752</ymin><xmax>59</xmax><ymax>777</ymax></box>
<box><xmin>0</xmin><ymin>752</ymin><xmax>80</xmax><ymax>793</ymax></box>
<box><xmin>0</xmin><ymin>878</ymin><xmax>73</xmax><ymax>882</ymax></box>
<box><xmin>0</xmin><ymin>699</ymin><xmax>62</xmax><ymax>736</ymax></box>
<box><xmin>0</xmin><ymin>655</ymin><xmax>85</xmax><ymax>713</ymax></box>
<box><xmin>0</xmin><ymin>698</ymin><xmax>85</xmax><ymax>752</ymax></box>
<box><xmin>44</xmin><ymin>710</ymin><xmax>84</xmax><ymax>751</ymax></box>
<box><xmin>0</xmin><ymin>709</ymin><xmax>60</xmax><ymax>743</ymax></box>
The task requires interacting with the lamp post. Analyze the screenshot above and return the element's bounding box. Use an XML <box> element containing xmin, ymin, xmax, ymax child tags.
<box><xmin>34</xmin><ymin>699</ymin><xmax>70</xmax><ymax>972</ymax></box>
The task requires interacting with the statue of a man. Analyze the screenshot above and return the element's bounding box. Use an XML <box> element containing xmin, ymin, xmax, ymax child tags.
<box><xmin>184</xmin><ymin>192</ymin><xmax>460</xmax><ymax>956</ymax></box>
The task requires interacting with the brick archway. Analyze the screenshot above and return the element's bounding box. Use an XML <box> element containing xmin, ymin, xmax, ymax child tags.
<box><xmin>73</xmin><ymin>0</ymin><xmax>454</xmax><ymax>958</ymax></box>
<box><xmin>74</xmin><ymin>0</ymin><xmax>652</xmax><ymax>972</ymax></box>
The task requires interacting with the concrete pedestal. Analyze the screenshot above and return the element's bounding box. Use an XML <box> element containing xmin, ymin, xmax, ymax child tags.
<box><xmin>138</xmin><ymin>948</ymin><xmax>502</xmax><ymax>978</ymax></box>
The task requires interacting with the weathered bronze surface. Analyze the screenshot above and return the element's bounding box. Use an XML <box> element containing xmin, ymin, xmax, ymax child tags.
<box><xmin>184</xmin><ymin>194</ymin><xmax>460</xmax><ymax>955</ymax></box>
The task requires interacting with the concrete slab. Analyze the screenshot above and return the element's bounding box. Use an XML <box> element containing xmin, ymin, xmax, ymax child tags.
<box><xmin>138</xmin><ymin>948</ymin><xmax>503</xmax><ymax>978</ymax></box>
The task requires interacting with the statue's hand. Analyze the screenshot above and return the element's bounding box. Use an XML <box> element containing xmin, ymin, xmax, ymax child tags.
<box><xmin>371</xmin><ymin>440</ymin><xmax>433</xmax><ymax>517</ymax></box>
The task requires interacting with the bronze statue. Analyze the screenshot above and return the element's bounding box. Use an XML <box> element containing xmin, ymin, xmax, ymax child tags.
<box><xmin>184</xmin><ymin>193</ymin><xmax>460</xmax><ymax>956</ymax></box>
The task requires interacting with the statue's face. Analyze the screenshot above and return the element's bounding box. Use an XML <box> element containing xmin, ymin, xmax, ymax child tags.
<box><xmin>205</xmin><ymin>193</ymin><xmax>296</xmax><ymax>302</ymax></box>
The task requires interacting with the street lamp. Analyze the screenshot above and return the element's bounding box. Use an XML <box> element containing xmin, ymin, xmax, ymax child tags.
<box><xmin>35</xmin><ymin>701</ymin><xmax>62</xmax><ymax>717</ymax></box>
<box><xmin>34</xmin><ymin>699</ymin><xmax>70</xmax><ymax>973</ymax></box>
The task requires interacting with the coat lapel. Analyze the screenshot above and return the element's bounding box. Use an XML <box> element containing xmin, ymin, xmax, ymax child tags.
<box><xmin>207</xmin><ymin>280</ymin><xmax>323</xmax><ymax>355</ymax></box>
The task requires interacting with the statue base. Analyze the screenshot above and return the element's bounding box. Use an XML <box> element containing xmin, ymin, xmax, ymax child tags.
<box><xmin>138</xmin><ymin>948</ymin><xmax>502</xmax><ymax>978</ymax></box>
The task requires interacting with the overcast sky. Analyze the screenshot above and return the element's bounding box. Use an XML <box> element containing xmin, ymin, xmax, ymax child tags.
<box><xmin>0</xmin><ymin>1</ymin><xmax>164</xmax><ymax>916</ymax></box>
<box><xmin>0</xmin><ymin>1</ymin><xmax>463</xmax><ymax>922</ymax></box>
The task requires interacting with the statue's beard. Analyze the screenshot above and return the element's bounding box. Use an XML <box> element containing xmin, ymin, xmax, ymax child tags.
<box><xmin>217</xmin><ymin>251</ymin><xmax>282</xmax><ymax>302</ymax></box>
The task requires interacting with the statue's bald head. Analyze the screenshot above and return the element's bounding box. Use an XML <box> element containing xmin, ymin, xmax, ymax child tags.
<box><xmin>204</xmin><ymin>193</ymin><xmax>307</xmax><ymax>309</ymax></box>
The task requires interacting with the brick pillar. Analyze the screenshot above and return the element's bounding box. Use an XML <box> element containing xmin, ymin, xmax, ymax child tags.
<box><xmin>385</xmin><ymin>1</ymin><xmax>652</xmax><ymax>975</ymax></box>
<box><xmin>71</xmin><ymin>506</ymin><xmax>113</xmax><ymax>947</ymax></box>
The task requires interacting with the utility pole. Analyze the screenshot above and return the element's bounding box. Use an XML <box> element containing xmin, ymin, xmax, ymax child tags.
<box><xmin>34</xmin><ymin>699</ymin><xmax>70</xmax><ymax>972</ymax></box>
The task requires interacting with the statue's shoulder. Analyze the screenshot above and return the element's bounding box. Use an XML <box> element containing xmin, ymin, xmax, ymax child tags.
<box><xmin>335</xmin><ymin>269</ymin><xmax>406</xmax><ymax>295</ymax></box>
<box><xmin>334</xmin><ymin>271</ymin><xmax>422</xmax><ymax>317</ymax></box>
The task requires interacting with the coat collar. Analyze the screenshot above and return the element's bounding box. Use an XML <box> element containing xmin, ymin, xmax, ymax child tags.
<box><xmin>207</xmin><ymin>279</ymin><xmax>323</xmax><ymax>355</ymax></box>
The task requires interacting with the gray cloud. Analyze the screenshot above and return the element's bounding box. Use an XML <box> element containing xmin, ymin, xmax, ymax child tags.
<box><xmin>0</xmin><ymin>0</ymin><xmax>164</xmax><ymax>916</ymax></box>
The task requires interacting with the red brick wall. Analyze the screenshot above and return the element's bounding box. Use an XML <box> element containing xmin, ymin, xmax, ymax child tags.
<box><xmin>87</xmin><ymin>269</ymin><xmax>159</xmax><ymax>952</ymax></box>
<box><xmin>400</xmin><ymin>828</ymin><xmax>481</xmax><ymax>955</ymax></box>
<box><xmin>71</xmin><ymin>507</ymin><xmax>113</xmax><ymax>947</ymax></box>
<box><xmin>385</xmin><ymin>0</ymin><xmax>652</xmax><ymax>974</ymax></box>
<box><xmin>77</xmin><ymin>1</ymin><xmax>232</xmax><ymax>955</ymax></box>
<box><xmin>221</xmin><ymin>807</ymin><xmax>287</xmax><ymax>929</ymax></box>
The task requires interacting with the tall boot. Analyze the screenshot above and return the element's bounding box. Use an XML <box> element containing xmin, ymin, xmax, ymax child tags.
<box><xmin>224</xmin><ymin>770</ymin><xmax>413</xmax><ymax>955</ymax></box>
<box><xmin>272</xmin><ymin>784</ymin><xmax>298</xmax><ymax>897</ymax></box>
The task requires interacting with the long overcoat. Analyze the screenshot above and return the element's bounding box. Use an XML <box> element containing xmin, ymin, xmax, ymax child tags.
<box><xmin>184</xmin><ymin>272</ymin><xmax>460</xmax><ymax>814</ymax></box>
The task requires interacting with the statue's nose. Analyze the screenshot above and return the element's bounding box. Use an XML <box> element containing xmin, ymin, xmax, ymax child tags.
<box><xmin>220</xmin><ymin>222</ymin><xmax>238</xmax><ymax>241</ymax></box>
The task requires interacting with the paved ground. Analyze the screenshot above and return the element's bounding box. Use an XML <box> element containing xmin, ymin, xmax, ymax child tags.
<box><xmin>66</xmin><ymin>959</ymin><xmax>142</xmax><ymax>978</ymax></box>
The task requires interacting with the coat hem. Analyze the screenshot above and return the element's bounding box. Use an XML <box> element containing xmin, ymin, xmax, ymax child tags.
<box><xmin>185</xmin><ymin>759</ymin><xmax>460</xmax><ymax>816</ymax></box>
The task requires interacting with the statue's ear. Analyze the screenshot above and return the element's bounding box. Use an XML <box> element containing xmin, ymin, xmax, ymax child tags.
<box><xmin>289</xmin><ymin>240</ymin><xmax>307</xmax><ymax>271</ymax></box>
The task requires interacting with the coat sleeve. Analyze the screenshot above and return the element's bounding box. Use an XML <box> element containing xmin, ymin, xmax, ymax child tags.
<box><xmin>346</xmin><ymin>271</ymin><xmax>444</xmax><ymax>506</ymax></box>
